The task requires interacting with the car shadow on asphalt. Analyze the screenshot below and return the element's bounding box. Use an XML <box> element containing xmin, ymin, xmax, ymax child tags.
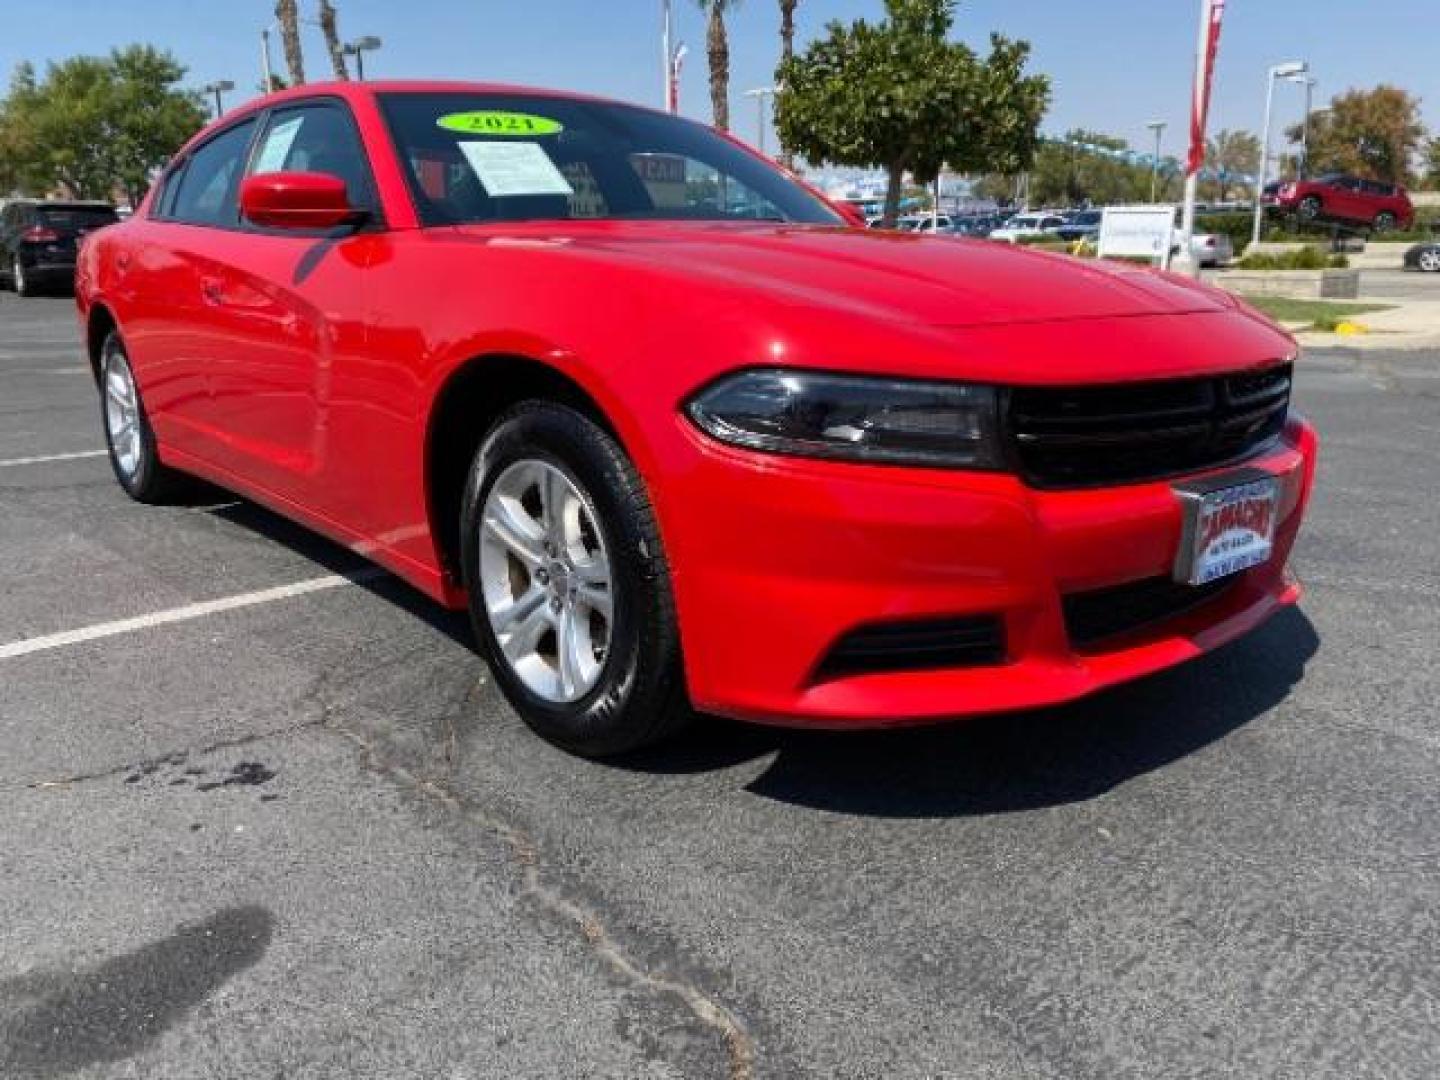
<box><xmin>203</xmin><ymin>497</ymin><xmax>475</xmax><ymax>649</ymax></box>
<box><xmin>198</xmin><ymin>494</ymin><xmax>1319</xmax><ymax>820</ymax></box>
<box><xmin>618</xmin><ymin>607</ymin><xmax>1320</xmax><ymax>819</ymax></box>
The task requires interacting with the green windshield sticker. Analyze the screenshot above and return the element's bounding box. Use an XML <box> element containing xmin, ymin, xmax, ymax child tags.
<box><xmin>437</xmin><ymin>111</ymin><xmax>563</xmax><ymax>136</ymax></box>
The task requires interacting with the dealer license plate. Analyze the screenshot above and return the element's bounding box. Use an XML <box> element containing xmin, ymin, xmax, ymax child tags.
<box><xmin>1175</xmin><ymin>478</ymin><xmax>1279</xmax><ymax>586</ymax></box>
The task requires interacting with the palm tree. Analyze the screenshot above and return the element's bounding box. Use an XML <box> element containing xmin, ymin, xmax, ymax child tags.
<box><xmin>274</xmin><ymin>0</ymin><xmax>305</xmax><ymax>86</ymax></box>
<box><xmin>778</xmin><ymin>0</ymin><xmax>798</xmax><ymax>69</ymax></box>
<box><xmin>776</xmin><ymin>0</ymin><xmax>799</xmax><ymax>168</ymax></box>
<box><xmin>318</xmin><ymin>0</ymin><xmax>350</xmax><ymax>80</ymax></box>
<box><xmin>696</xmin><ymin>0</ymin><xmax>737</xmax><ymax>130</ymax></box>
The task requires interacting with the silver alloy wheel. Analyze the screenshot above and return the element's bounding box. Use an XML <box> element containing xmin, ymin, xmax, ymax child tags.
<box><xmin>479</xmin><ymin>458</ymin><xmax>614</xmax><ymax>703</ymax></box>
<box><xmin>13</xmin><ymin>258</ymin><xmax>25</xmax><ymax>293</ymax></box>
<box><xmin>104</xmin><ymin>345</ymin><xmax>142</xmax><ymax>479</ymax></box>
<box><xmin>1419</xmin><ymin>249</ymin><xmax>1440</xmax><ymax>273</ymax></box>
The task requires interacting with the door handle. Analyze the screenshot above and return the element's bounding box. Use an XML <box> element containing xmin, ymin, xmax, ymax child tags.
<box><xmin>200</xmin><ymin>278</ymin><xmax>223</xmax><ymax>304</ymax></box>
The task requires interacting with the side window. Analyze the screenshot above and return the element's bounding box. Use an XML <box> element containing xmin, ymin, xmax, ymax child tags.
<box><xmin>249</xmin><ymin>104</ymin><xmax>376</xmax><ymax>213</ymax></box>
<box><xmin>169</xmin><ymin>119</ymin><xmax>257</xmax><ymax>227</ymax></box>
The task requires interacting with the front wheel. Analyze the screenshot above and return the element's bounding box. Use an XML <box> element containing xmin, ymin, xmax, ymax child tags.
<box><xmin>1418</xmin><ymin>249</ymin><xmax>1440</xmax><ymax>273</ymax></box>
<box><xmin>1373</xmin><ymin>211</ymin><xmax>1397</xmax><ymax>233</ymax></box>
<box><xmin>1297</xmin><ymin>195</ymin><xmax>1322</xmax><ymax>222</ymax></box>
<box><xmin>461</xmin><ymin>401</ymin><xmax>691</xmax><ymax>757</ymax></box>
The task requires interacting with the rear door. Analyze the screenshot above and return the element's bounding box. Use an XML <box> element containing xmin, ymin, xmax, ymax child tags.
<box><xmin>131</xmin><ymin>116</ymin><xmax>260</xmax><ymax>456</ymax></box>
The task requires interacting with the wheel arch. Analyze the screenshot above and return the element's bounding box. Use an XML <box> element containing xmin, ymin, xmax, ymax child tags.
<box><xmin>424</xmin><ymin>352</ymin><xmax>630</xmax><ymax>587</ymax></box>
<box><xmin>85</xmin><ymin>302</ymin><xmax>118</xmax><ymax>385</ymax></box>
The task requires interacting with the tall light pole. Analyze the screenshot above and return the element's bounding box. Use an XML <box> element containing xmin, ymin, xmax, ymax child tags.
<box><xmin>343</xmin><ymin>35</ymin><xmax>382</xmax><ymax>81</ymax></box>
<box><xmin>744</xmin><ymin>87</ymin><xmax>775</xmax><ymax>155</ymax></box>
<box><xmin>1252</xmin><ymin>60</ymin><xmax>1308</xmax><ymax>247</ymax></box>
<box><xmin>1147</xmin><ymin>120</ymin><xmax>1167</xmax><ymax>202</ymax></box>
<box><xmin>662</xmin><ymin>0</ymin><xmax>673</xmax><ymax>111</ymax></box>
<box><xmin>1289</xmin><ymin>74</ymin><xmax>1318</xmax><ymax>179</ymax></box>
<box><xmin>261</xmin><ymin>25</ymin><xmax>275</xmax><ymax>91</ymax></box>
<box><xmin>202</xmin><ymin>79</ymin><xmax>235</xmax><ymax>117</ymax></box>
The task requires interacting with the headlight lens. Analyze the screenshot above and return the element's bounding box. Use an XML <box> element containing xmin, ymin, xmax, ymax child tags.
<box><xmin>685</xmin><ymin>369</ymin><xmax>1003</xmax><ymax>469</ymax></box>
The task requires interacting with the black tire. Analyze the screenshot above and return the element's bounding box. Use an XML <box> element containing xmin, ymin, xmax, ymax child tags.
<box><xmin>99</xmin><ymin>331</ymin><xmax>189</xmax><ymax>503</ymax></box>
<box><xmin>1373</xmin><ymin>211</ymin><xmax>1397</xmax><ymax>234</ymax></box>
<box><xmin>1297</xmin><ymin>195</ymin><xmax>1322</xmax><ymax>221</ymax></box>
<box><xmin>460</xmin><ymin>401</ymin><xmax>691</xmax><ymax>757</ymax></box>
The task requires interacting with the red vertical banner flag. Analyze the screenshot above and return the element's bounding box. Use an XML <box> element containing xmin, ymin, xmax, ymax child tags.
<box><xmin>1188</xmin><ymin>0</ymin><xmax>1226</xmax><ymax>175</ymax></box>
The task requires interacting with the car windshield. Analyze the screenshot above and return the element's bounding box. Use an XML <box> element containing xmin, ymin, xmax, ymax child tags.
<box><xmin>378</xmin><ymin>92</ymin><xmax>842</xmax><ymax>227</ymax></box>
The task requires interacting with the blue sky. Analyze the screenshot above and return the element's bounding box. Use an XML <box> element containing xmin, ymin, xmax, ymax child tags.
<box><xmin>2</xmin><ymin>0</ymin><xmax>1434</xmax><ymax>160</ymax></box>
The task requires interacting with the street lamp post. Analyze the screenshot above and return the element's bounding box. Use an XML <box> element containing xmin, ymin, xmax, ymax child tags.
<box><xmin>1290</xmin><ymin>75</ymin><xmax>1318</xmax><ymax>179</ymax></box>
<box><xmin>662</xmin><ymin>0</ymin><xmax>672</xmax><ymax>111</ymax></box>
<box><xmin>743</xmin><ymin>87</ymin><xmax>775</xmax><ymax>155</ymax></box>
<box><xmin>203</xmin><ymin>80</ymin><xmax>235</xmax><ymax>117</ymax></box>
<box><xmin>343</xmin><ymin>36</ymin><xmax>383</xmax><ymax>81</ymax></box>
<box><xmin>1147</xmin><ymin>120</ymin><xmax>1167</xmax><ymax>202</ymax></box>
<box><xmin>261</xmin><ymin>26</ymin><xmax>275</xmax><ymax>91</ymax></box>
<box><xmin>1252</xmin><ymin>60</ymin><xmax>1308</xmax><ymax>248</ymax></box>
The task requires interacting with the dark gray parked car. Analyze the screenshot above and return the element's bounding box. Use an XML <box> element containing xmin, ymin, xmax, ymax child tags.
<box><xmin>1403</xmin><ymin>241</ymin><xmax>1440</xmax><ymax>273</ymax></box>
<box><xmin>0</xmin><ymin>200</ymin><xmax>119</xmax><ymax>296</ymax></box>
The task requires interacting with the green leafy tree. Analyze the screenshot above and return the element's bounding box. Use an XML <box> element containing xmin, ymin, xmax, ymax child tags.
<box><xmin>775</xmin><ymin>0</ymin><xmax>1049</xmax><ymax>224</ymax></box>
<box><xmin>696</xmin><ymin>0</ymin><xmax>739</xmax><ymax>131</ymax></box>
<box><xmin>1205</xmin><ymin>128</ymin><xmax>1260</xmax><ymax>201</ymax></box>
<box><xmin>0</xmin><ymin>46</ymin><xmax>206</xmax><ymax>205</ymax></box>
<box><xmin>1027</xmin><ymin>130</ymin><xmax>1154</xmax><ymax>207</ymax></box>
<box><xmin>1284</xmin><ymin>85</ymin><xmax>1426</xmax><ymax>184</ymax></box>
<box><xmin>1422</xmin><ymin>137</ymin><xmax>1440</xmax><ymax>191</ymax></box>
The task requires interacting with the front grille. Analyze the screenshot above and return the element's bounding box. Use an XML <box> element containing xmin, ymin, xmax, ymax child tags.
<box><xmin>813</xmin><ymin>615</ymin><xmax>1006</xmax><ymax>682</ymax></box>
<box><xmin>1063</xmin><ymin>575</ymin><xmax>1236</xmax><ymax>648</ymax></box>
<box><xmin>1007</xmin><ymin>364</ymin><xmax>1291</xmax><ymax>488</ymax></box>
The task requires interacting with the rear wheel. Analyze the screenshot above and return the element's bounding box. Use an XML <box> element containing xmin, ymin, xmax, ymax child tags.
<box><xmin>1418</xmin><ymin>249</ymin><xmax>1440</xmax><ymax>273</ymax></box>
<box><xmin>461</xmin><ymin>401</ymin><xmax>690</xmax><ymax>757</ymax></box>
<box><xmin>1297</xmin><ymin>195</ymin><xmax>1322</xmax><ymax>222</ymax></box>
<box><xmin>100</xmin><ymin>332</ymin><xmax>188</xmax><ymax>503</ymax></box>
<box><xmin>13</xmin><ymin>257</ymin><xmax>32</xmax><ymax>297</ymax></box>
<box><xmin>1373</xmin><ymin>211</ymin><xmax>1397</xmax><ymax>233</ymax></box>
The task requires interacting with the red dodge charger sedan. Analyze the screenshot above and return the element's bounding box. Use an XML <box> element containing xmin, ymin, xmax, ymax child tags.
<box><xmin>76</xmin><ymin>81</ymin><xmax>1317</xmax><ymax>757</ymax></box>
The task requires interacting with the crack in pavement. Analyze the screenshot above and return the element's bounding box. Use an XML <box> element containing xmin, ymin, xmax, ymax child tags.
<box><xmin>322</xmin><ymin>710</ymin><xmax>758</xmax><ymax>1080</ymax></box>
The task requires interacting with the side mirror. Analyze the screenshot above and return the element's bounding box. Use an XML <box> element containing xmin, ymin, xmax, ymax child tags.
<box><xmin>240</xmin><ymin>172</ymin><xmax>364</xmax><ymax>230</ymax></box>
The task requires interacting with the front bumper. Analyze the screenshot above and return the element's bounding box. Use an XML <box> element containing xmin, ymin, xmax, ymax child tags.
<box><xmin>664</xmin><ymin>414</ymin><xmax>1317</xmax><ymax>727</ymax></box>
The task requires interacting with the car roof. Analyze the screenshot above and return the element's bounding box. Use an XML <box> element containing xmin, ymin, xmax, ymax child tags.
<box><xmin>235</xmin><ymin>79</ymin><xmax>640</xmax><ymax>118</ymax></box>
<box><xmin>173</xmin><ymin>79</ymin><xmax>677</xmax><ymax>160</ymax></box>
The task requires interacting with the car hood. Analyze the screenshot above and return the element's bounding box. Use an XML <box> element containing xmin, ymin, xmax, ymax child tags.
<box><xmin>449</xmin><ymin>221</ymin><xmax>1229</xmax><ymax>328</ymax></box>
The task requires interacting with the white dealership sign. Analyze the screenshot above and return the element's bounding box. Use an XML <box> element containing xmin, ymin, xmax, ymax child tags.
<box><xmin>1098</xmin><ymin>205</ymin><xmax>1176</xmax><ymax>265</ymax></box>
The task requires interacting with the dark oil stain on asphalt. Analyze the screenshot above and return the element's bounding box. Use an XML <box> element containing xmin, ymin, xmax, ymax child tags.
<box><xmin>123</xmin><ymin>755</ymin><xmax>279</xmax><ymax>799</ymax></box>
<box><xmin>0</xmin><ymin>906</ymin><xmax>274</xmax><ymax>1077</ymax></box>
<box><xmin>194</xmin><ymin>761</ymin><xmax>276</xmax><ymax>792</ymax></box>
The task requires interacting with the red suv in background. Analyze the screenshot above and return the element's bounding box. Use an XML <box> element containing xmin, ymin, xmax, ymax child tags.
<box><xmin>1270</xmin><ymin>174</ymin><xmax>1414</xmax><ymax>232</ymax></box>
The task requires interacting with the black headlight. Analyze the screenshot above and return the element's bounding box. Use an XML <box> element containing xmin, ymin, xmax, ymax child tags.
<box><xmin>685</xmin><ymin>369</ymin><xmax>1003</xmax><ymax>469</ymax></box>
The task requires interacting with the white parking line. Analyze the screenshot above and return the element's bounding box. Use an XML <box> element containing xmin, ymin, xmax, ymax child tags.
<box><xmin>0</xmin><ymin>450</ymin><xmax>107</xmax><ymax>468</ymax></box>
<box><xmin>0</xmin><ymin>572</ymin><xmax>380</xmax><ymax>661</ymax></box>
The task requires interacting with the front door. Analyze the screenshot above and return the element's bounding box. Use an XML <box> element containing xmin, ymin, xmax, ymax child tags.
<box><xmin>201</xmin><ymin>101</ymin><xmax>384</xmax><ymax>507</ymax></box>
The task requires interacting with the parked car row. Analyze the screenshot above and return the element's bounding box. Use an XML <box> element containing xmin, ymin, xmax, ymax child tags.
<box><xmin>868</xmin><ymin>206</ymin><xmax>1237</xmax><ymax>267</ymax></box>
<box><xmin>0</xmin><ymin>199</ymin><xmax>120</xmax><ymax>296</ymax></box>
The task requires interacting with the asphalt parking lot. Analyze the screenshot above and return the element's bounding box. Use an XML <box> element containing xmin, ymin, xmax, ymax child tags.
<box><xmin>2</xmin><ymin>291</ymin><xmax>1438</xmax><ymax>1080</ymax></box>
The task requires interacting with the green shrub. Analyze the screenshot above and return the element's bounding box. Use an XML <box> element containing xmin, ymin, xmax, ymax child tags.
<box><xmin>1235</xmin><ymin>246</ymin><xmax>1349</xmax><ymax>270</ymax></box>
